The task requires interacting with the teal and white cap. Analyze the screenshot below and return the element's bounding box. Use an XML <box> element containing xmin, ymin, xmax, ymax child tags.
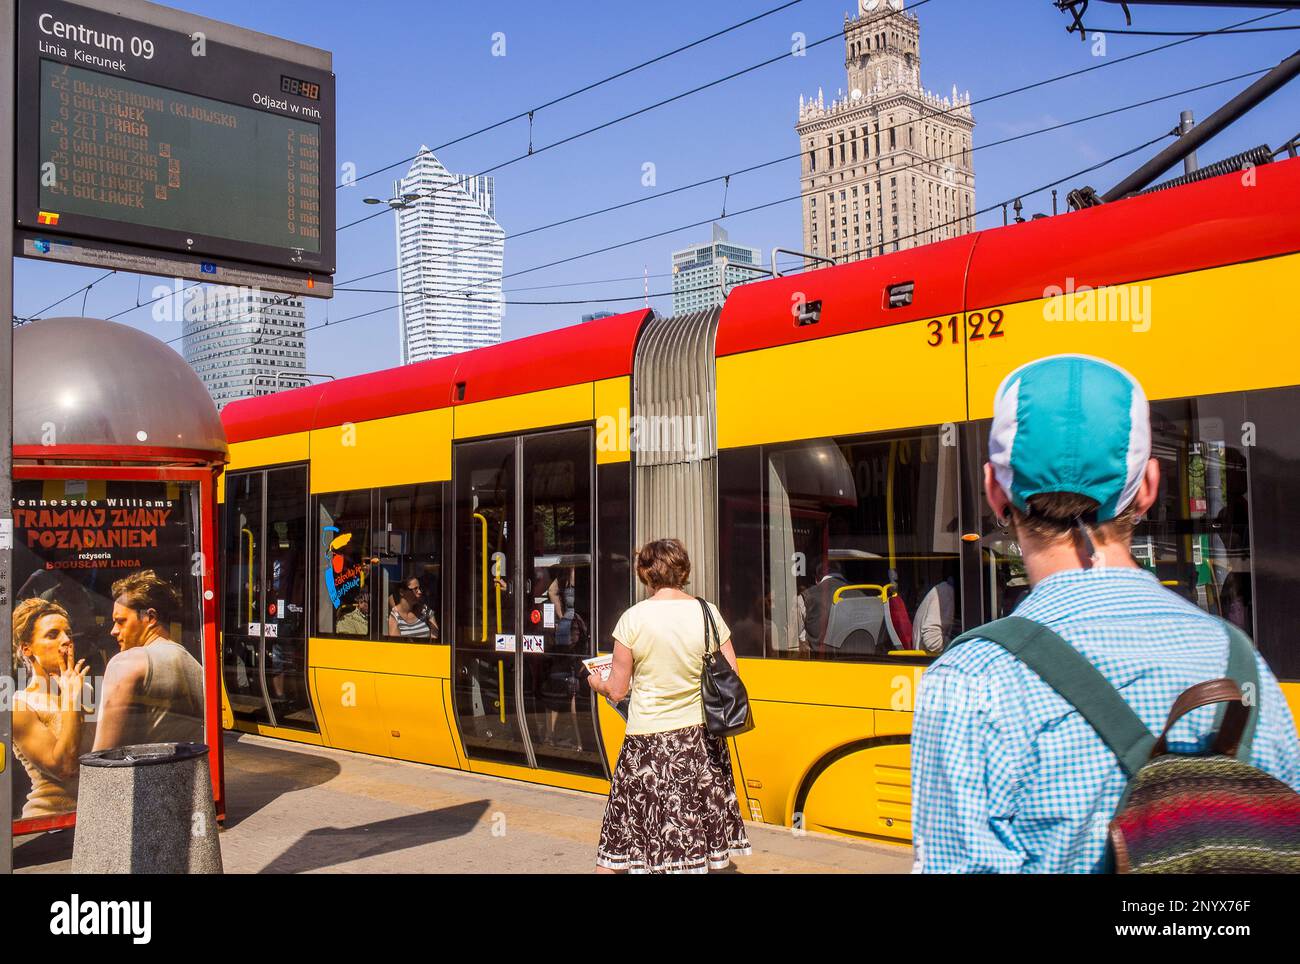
<box><xmin>989</xmin><ymin>355</ymin><xmax>1150</xmax><ymax>522</ymax></box>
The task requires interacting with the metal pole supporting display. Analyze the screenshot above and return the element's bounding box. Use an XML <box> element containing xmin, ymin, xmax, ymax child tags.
<box><xmin>2</xmin><ymin>0</ymin><xmax>16</xmax><ymax>878</ymax></box>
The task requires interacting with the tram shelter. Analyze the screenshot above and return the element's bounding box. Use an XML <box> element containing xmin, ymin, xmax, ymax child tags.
<box><xmin>8</xmin><ymin>316</ymin><xmax>227</xmax><ymax>838</ymax></box>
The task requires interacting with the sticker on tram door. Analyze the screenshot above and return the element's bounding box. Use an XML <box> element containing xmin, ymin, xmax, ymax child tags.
<box><xmin>495</xmin><ymin>634</ymin><xmax>517</xmax><ymax>652</ymax></box>
<box><xmin>523</xmin><ymin>635</ymin><xmax>544</xmax><ymax>653</ymax></box>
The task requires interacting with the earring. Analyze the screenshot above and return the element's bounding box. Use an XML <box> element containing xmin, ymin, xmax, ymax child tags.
<box><xmin>995</xmin><ymin>512</ymin><xmax>1009</xmax><ymax>532</ymax></box>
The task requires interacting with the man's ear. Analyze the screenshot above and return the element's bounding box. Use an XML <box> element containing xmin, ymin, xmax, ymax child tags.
<box><xmin>1133</xmin><ymin>457</ymin><xmax>1160</xmax><ymax>518</ymax></box>
<box><xmin>984</xmin><ymin>463</ymin><xmax>1012</xmax><ymax>520</ymax></box>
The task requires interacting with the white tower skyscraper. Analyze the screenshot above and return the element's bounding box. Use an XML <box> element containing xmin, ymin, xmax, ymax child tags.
<box><xmin>182</xmin><ymin>285</ymin><xmax>306</xmax><ymax>409</ymax></box>
<box><xmin>394</xmin><ymin>147</ymin><xmax>505</xmax><ymax>363</ymax></box>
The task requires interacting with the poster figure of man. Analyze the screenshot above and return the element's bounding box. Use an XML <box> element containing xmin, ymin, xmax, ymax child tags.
<box><xmin>93</xmin><ymin>570</ymin><xmax>205</xmax><ymax>751</ymax></box>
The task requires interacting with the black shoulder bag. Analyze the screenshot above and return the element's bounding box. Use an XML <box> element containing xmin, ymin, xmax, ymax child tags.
<box><xmin>698</xmin><ymin>598</ymin><xmax>755</xmax><ymax>738</ymax></box>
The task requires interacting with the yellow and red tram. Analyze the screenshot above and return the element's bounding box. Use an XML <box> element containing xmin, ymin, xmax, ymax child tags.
<box><xmin>219</xmin><ymin>156</ymin><xmax>1300</xmax><ymax>843</ymax></box>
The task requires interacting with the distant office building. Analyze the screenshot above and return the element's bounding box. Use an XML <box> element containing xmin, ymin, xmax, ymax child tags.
<box><xmin>582</xmin><ymin>311</ymin><xmax>617</xmax><ymax>323</ymax></box>
<box><xmin>183</xmin><ymin>285</ymin><xmax>306</xmax><ymax>409</ymax></box>
<box><xmin>796</xmin><ymin>0</ymin><xmax>975</xmax><ymax>262</ymax></box>
<box><xmin>394</xmin><ymin>146</ymin><xmax>505</xmax><ymax>363</ymax></box>
<box><xmin>670</xmin><ymin>224</ymin><xmax>762</xmax><ymax>315</ymax></box>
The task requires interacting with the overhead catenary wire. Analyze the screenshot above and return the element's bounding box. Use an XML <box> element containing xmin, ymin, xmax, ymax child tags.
<box><xmin>336</xmin><ymin>0</ymin><xmax>941</xmax><ymax>232</ymax></box>
<box><xmin>81</xmin><ymin>2</ymin><xmax>1279</xmax><ymax>326</ymax></box>
<box><xmin>69</xmin><ymin>4</ymin><xmax>930</xmax><ymax>325</ymax></box>
<box><xmin>335</xmin><ymin>2</ymin><xmax>1285</xmax><ymax>238</ymax></box>
<box><xmin>13</xmin><ymin>269</ymin><xmax>115</xmax><ymax>324</ymax></box>
<box><xmin>340</xmin><ymin>0</ymin><xmax>810</xmax><ymax>190</ymax></box>
<box><xmin>164</xmin><ymin>129</ymin><xmax>1180</xmax><ymax>368</ymax></box>
<box><xmin>335</xmin><ymin>63</ymin><xmax>1274</xmax><ymax>302</ymax></box>
<box><xmin>1072</xmin><ymin>23</ymin><xmax>1300</xmax><ymax>37</ymax></box>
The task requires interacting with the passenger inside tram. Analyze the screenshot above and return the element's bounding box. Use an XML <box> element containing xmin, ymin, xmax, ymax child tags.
<box><xmin>387</xmin><ymin>574</ymin><xmax>437</xmax><ymax>639</ymax></box>
<box><xmin>335</xmin><ymin>590</ymin><xmax>369</xmax><ymax>636</ymax></box>
<box><xmin>913</xmin><ymin>574</ymin><xmax>957</xmax><ymax>654</ymax></box>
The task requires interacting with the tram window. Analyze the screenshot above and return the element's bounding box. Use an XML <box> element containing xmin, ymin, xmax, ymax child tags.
<box><xmin>377</xmin><ymin>483</ymin><xmax>443</xmax><ymax>643</ymax></box>
<box><xmin>719</xmin><ymin>447</ymin><xmax>765</xmax><ymax>658</ymax></box>
<box><xmin>316</xmin><ymin>490</ymin><xmax>372</xmax><ymax>638</ymax></box>
<box><xmin>596</xmin><ymin>462</ymin><xmax>631</xmax><ymax>650</ymax></box>
<box><xmin>719</xmin><ymin>427</ymin><xmax>960</xmax><ymax>661</ymax></box>
<box><xmin>1242</xmin><ymin>387</ymin><xmax>1300</xmax><ymax>681</ymax></box>
<box><xmin>977</xmin><ymin>395</ymin><xmax>1266</xmax><ymax>661</ymax></box>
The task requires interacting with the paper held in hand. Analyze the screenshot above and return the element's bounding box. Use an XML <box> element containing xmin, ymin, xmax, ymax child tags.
<box><xmin>581</xmin><ymin>653</ymin><xmax>613</xmax><ymax>682</ymax></box>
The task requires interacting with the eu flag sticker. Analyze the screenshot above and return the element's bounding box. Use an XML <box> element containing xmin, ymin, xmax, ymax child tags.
<box><xmin>200</xmin><ymin>262</ymin><xmax>217</xmax><ymax>274</ymax></box>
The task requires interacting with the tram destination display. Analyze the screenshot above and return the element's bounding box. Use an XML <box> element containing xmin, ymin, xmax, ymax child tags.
<box><xmin>15</xmin><ymin>0</ymin><xmax>335</xmax><ymax>285</ymax></box>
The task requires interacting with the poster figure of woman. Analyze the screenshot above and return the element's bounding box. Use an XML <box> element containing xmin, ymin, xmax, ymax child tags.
<box><xmin>11</xmin><ymin>598</ymin><xmax>91</xmax><ymax>819</ymax></box>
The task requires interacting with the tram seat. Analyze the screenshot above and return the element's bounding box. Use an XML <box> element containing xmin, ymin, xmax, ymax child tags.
<box><xmin>823</xmin><ymin>583</ymin><xmax>905</xmax><ymax>657</ymax></box>
<box><xmin>824</xmin><ymin>588</ymin><xmax>888</xmax><ymax>656</ymax></box>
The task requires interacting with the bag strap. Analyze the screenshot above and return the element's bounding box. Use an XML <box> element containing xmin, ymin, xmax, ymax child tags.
<box><xmin>1222</xmin><ymin>622</ymin><xmax>1260</xmax><ymax>763</ymax></box>
<box><xmin>697</xmin><ymin>597</ymin><xmax>719</xmax><ymax>655</ymax></box>
<box><xmin>948</xmin><ymin>616</ymin><xmax>1155</xmax><ymax>778</ymax></box>
<box><xmin>1152</xmin><ymin>678</ymin><xmax>1249</xmax><ymax>758</ymax></box>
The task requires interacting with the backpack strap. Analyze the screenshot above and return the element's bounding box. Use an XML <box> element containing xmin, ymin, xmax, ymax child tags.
<box><xmin>1223</xmin><ymin>623</ymin><xmax>1260</xmax><ymax>763</ymax></box>
<box><xmin>948</xmin><ymin>616</ymin><xmax>1155</xmax><ymax>778</ymax></box>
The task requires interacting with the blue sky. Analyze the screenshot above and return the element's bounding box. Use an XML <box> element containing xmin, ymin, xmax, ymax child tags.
<box><xmin>16</xmin><ymin>0</ymin><xmax>1300</xmax><ymax>379</ymax></box>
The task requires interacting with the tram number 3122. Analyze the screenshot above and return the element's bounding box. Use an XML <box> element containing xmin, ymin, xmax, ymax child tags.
<box><xmin>926</xmin><ymin>310</ymin><xmax>1006</xmax><ymax>346</ymax></box>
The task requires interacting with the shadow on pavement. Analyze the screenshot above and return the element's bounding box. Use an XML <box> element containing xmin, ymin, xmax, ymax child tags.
<box><xmin>222</xmin><ymin>732</ymin><xmax>343</xmax><ymax>830</ymax></box>
<box><xmin>12</xmin><ymin>828</ymin><xmax>74</xmax><ymax>871</ymax></box>
<box><xmin>258</xmin><ymin>800</ymin><xmax>493</xmax><ymax>873</ymax></box>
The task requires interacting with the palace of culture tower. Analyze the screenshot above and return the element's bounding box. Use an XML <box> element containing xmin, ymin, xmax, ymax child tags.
<box><xmin>796</xmin><ymin>0</ymin><xmax>975</xmax><ymax>262</ymax></box>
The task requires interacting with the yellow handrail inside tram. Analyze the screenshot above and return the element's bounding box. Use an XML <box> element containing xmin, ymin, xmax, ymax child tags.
<box><xmin>241</xmin><ymin>527</ymin><xmax>254</xmax><ymax>627</ymax></box>
<box><xmin>474</xmin><ymin>512</ymin><xmax>488</xmax><ymax>643</ymax></box>
<box><xmin>832</xmin><ymin>582</ymin><xmax>893</xmax><ymax>604</ymax></box>
<box><xmin>886</xmin><ymin>439</ymin><xmax>897</xmax><ymax>571</ymax></box>
<box><xmin>497</xmin><ymin>660</ymin><xmax>506</xmax><ymax>724</ymax></box>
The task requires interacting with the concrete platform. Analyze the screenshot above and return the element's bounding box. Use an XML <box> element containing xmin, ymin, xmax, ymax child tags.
<box><xmin>14</xmin><ymin>732</ymin><xmax>914</xmax><ymax>874</ymax></box>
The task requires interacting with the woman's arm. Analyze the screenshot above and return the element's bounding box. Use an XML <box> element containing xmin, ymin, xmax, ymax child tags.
<box><xmin>587</xmin><ymin>642</ymin><xmax>633</xmax><ymax>703</ymax></box>
<box><xmin>15</xmin><ymin>654</ymin><xmax>91</xmax><ymax>779</ymax></box>
<box><xmin>387</xmin><ymin>612</ymin><xmax>399</xmax><ymax>636</ymax></box>
<box><xmin>719</xmin><ymin>638</ymin><xmax>739</xmax><ymax>674</ymax></box>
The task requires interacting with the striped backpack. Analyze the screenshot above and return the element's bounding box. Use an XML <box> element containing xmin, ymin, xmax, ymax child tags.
<box><xmin>950</xmin><ymin>616</ymin><xmax>1300</xmax><ymax>873</ymax></box>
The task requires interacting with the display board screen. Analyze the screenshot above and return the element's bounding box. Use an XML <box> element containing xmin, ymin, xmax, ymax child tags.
<box><xmin>39</xmin><ymin>60</ymin><xmax>322</xmax><ymax>253</ymax></box>
<box><xmin>16</xmin><ymin>0</ymin><xmax>335</xmax><ymax>279</ymax></box>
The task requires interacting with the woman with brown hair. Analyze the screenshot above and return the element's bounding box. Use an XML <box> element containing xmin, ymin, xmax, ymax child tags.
<box><xmin>11</xmin><ymin>597</ymin><xmax>90</xmax><ymax>819</ymax></box>
<box><xmin>586</xmin><ymin>538</ymin><xmax>751</xmax><ymax>873</ymax></box>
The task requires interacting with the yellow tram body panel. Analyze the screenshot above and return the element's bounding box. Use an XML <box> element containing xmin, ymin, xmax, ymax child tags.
<box><xmin>716</xmin><ymin>319</ymin><xmax>967</xmax><ymax>449</ymax></box>
<box><xmin>966</xmin><ymin>252</ymin><xmax>1300</xmax><ymax>416</ymax></box>
<box><xmin>226</xmin><ymin>432</ymin><xmax>311</xmax><ymax>476</ymax></box>
<box><xmin>310</xmin><ymin>407</ymin><xmax>453</xmax><ymax>491</ymax></box>
<box><xmin>453</xmin><ymin>383</ymin><xmax>593</xmax><ymax>440</ymax></box>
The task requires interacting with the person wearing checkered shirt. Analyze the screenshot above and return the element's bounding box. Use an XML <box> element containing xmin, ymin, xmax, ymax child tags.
<box><xmin>911</xmin><ymin>355</ymin><xmax>1300</xmax><ymax>873</ymax></box>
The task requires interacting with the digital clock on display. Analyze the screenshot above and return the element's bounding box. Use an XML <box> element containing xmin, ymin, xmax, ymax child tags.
<box><xmin>280</xmin><ymin>75</ymin><xmax>321</xmax><ymax>100</ymax></box>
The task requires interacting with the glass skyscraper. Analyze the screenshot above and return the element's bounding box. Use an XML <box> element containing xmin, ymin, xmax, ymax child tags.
<box><xmin>182</xmin><ymin>285</ymin><xmax>306</xmax><ymax>409</ymax></box>
<box><xmin>670</xmin><ymin>224</ymin><xmax>762</xmax><ymax>315</ymax></box>
<box><xmin>394</xmin><ymin>147</ymin><xmax>505</xmax><ymax>363</ymax></box>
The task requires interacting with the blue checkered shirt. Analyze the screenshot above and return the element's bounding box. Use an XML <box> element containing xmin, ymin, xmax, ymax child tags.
<box><xmin>911</xmin><ymin>567</ymin><xmax>1300</xmax><ymax>873</ymax></box>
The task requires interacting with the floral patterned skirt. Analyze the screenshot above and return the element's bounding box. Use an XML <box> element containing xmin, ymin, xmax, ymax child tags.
<box><xmin>596</xmin><ymin>724</ymin><xmax>752</xmax><ymax>874</ymax></box>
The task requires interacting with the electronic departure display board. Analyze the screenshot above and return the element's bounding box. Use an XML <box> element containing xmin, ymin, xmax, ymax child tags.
<box><xmin>15</xmin><ymin>0</ymin><xmax>335</xmax><ymax>294</ymax></box>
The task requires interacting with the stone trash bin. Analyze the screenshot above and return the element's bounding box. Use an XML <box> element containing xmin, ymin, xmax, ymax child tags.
<box><xmin>71</xmin><ymin>743</ymin><xmax>223</xmax><ymax>874</ymax></box>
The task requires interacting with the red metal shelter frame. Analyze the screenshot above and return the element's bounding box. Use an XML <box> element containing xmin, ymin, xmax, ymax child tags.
<box><xmin>9</xmin><ymin>459</ymin><xmax>225</xmax><ymax>836</ymax></box>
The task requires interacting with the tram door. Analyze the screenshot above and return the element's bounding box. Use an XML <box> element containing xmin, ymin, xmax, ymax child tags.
<box><xmin>452</xmin><ymin>429</ymin><xmax>605</xmax><ymax>778</ymax></box>
<box><xmin>222</xmin><ymin>465</ymin><xmax>317</xmax><ymax>731</ymax></box>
